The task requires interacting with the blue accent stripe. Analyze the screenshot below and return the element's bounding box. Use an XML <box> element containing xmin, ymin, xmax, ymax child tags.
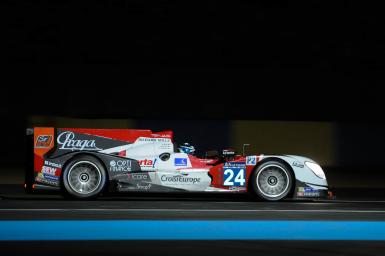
<box><xmin>1</xmin><ymin>220</ymin><xmax>385</xmax><ymax>241</ymax></box>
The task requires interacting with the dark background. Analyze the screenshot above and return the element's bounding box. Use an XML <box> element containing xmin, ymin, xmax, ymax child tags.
<box><xmin>2</xmin><ymin>1</ymin><xmax>385</xmax><ymax>190</ymax></box>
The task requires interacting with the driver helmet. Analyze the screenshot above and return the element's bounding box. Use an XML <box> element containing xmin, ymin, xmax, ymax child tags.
<box><xmin>179</xmin><ymin>143</ymin><xmax>195</xmax><ymax>155</ymax></box>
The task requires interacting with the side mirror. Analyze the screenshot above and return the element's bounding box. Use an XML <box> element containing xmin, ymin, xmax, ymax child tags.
<box><xmin>242</xmin><ymin>144</ymin><xmax>250</xmax><ymax>156</ymax></box>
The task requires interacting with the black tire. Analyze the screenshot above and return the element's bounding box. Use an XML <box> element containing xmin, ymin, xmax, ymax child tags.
<box><xmin>62</xmin><ymin>155</ymin><xmax>106</xmax><ymax>199</ymax></box>
<box><xmin>251</xmin><ymin>160</ymin><xmax>293</xmax><ymax>201</ymax></box>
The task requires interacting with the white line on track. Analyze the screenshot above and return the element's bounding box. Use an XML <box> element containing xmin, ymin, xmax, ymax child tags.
<box><xmin>1</xmin><ymin>208</ymin><xmax>385</xmax><ymax>213</ymax></box>
<box><xmin>317</xmin><ymin>200</ymin><xmax>385</xmax><ymax>203</ymax></box>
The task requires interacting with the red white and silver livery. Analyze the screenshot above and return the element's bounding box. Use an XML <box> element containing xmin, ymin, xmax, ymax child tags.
<box><xmin>25</xmin><ymin>127</ymin><xmax>331</xmax><ymax>201</ymax></box>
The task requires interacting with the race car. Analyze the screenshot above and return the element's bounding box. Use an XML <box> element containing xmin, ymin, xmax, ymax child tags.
<box><xmin>25</xmin><ymin>127</ymin><xmax>331</xmax><ymax>201</ymax></box>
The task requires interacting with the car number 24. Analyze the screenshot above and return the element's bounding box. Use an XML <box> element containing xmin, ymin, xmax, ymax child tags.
<box><xmin>223</xmin><ymin>166</ymin><xmax>246</xmax><ymax>186</ymax></box>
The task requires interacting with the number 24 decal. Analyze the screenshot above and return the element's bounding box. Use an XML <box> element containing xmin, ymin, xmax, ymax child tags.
<box><xmin>223</xmin><ymin>168</ymin><xmax>245</xmax><ymax>186</ymax></box>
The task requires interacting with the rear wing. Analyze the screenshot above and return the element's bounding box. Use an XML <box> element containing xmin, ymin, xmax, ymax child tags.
<box><xmin>25</xmin><ymin>127</ymin><xmax>56</xmax><ymax>191</ymax></box>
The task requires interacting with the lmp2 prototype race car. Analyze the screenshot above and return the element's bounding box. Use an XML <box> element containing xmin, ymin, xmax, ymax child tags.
<box><xmin>25</xmin><ymin>127</ymin><xmax>331</xmax><ymax>201</ymax></box>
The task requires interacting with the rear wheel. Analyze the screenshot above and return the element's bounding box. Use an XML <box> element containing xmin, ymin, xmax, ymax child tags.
<box><xmin>62</xmin><ymin>155</ymin><xmax>106</xmax><ymax>199</ymax></box>
<box><xmin>251</xmin><ymin>161</ymin><xmax>293</xmax><ymax>201</ymax></box>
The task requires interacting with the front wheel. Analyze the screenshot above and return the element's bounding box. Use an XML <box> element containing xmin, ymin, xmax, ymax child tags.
<box><xmin>62</xmin><ymin>155</ymin><xmax>106</xmax><ymax>199</ymax></box>
<box><xmin>251</xmin><ymin>161</ymin><xmax>293</xmax><ymax>201</ymax></box>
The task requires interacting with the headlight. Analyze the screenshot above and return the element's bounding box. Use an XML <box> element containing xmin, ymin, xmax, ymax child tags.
<box><xmin>305</xmin><ymin>161</ymin><xmax>326</xmax><ymax>179</ymax></box>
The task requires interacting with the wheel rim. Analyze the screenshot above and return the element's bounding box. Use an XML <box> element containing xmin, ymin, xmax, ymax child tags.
<box><xmin>256</xmin><ymin>164</ymin><xmax>290</xmax><ymax>198</ymax></box>
<box><xmin>67</xmin><ymin>161</ymin><xmax>102</xmax><ymax>194</ymax></box>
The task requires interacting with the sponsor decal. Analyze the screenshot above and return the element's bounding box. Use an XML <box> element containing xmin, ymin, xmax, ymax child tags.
<box><xmin>161</xmin><ymin>175</ymin><xmax>201</xmax><ymax>184</ymax></box>
<box><xmin>109</xmin><ymin>160</ymin><xmax>132</xmax><ymax>172</ymax></box>
<box><xmin>224</xmin><ymin>162</ymin><xmax>246</xmax><ymax>168</ymax></box>
<box><xmin>41</xmin><ymin>166</ymin><xmax>57</xmax><ymax>175</ymax></box>
<box><xmin>138</xmin><ymin>138</ymin><xmax>170</xmax><ymax>142</ymax></box>
<box><xmin>57</xmin><ymin>131</ymin><xmax>101</xmax><ymax>151</ymax></box>
<box><xmin>301</xmin><ymin>191</ymin><xmax>320</xmax><ymax>197</ymax></box>
<box><xmin>222</xmin><ymin>149</ymin><xmax>235</xmax><ymax>156</ymax></box>
<box><xmin>298</xmin><ymin>187</ymin><xmax>319</xmax><ymax>192</ymax></box>
<box><xmin>138</xmin><ymin>159</ymin><xmax>157</xmax><ymax>168</ymax></box>
<box><xmin>246</xmin><ymin>156</ymin><xmax>257</xmax><ymax>166</ymax></box>
<box><xmin>136</xmin><ymin>183</ymin><xmax>152</xmax><ymax>190</ymax></box>
<box><xmin>43</xmin><ymin>173</ymin><xmax>59</xmax><ymax>181</ymax></box>
<box><xmin>36</xmin><ymin>173</ymin><xmax>59</xmax><ymax>185</ymax></box>
<box><xmin>44</xmin><ymin>161</ymin><xmax>62</xmax><ymax>168</ymax></box>
<box><xmin>229</xmin><ymin>186</ymin><xmax>247</xmax><ymax>191</ymax></box>
<box><xmin>138</xmin><ymin>138</ymin><xmax>157</xmax><ymax>142</ymax></box>
<box><xmin>223</xmin><ymin>162</ymin><xmax>246</xmax><ymax>187</ymax></box>
<box><xmin>128</xmin><ymin>173</ymin><xmax>148</xmax><ymax>180</ymax></box>
<box><xmin>174</xmin><ymin>158</ymin><xmax>188</xmax><ymax>166</ymax></box>
<box><xmin>35</xmin><ymin>135</ymin><xmax>53</xmax><ymax>148</ymax></box>
<box><xmin>200</xmin><ymin>159</ymin><xmax>216</xmax><ymax>163</ymax></box>
<box><xmin>159</xmin><ymin>143</ymin><xmax>172</xmax><ymax>150</ymax></box>
<box><xmin>156</xmin><ymin>138</ymin><xmax>170</xmax><ymax>142</ymax></box>
<box><xmin>293</xmin><ymin>161</ymin><xmax>304</xmax><ymax>168</ymax></box>
<box><xmin>304</xmin><ymin>187</ymin><xmax>318</xmax><ymax>192</ymax></box>
<box><xmin>297</xmin><ymin>187</ymin><xmax>320</xmax><ymax>197</ymax></box>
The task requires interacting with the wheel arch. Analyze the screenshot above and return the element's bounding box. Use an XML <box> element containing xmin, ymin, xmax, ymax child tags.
<box><xmin>248</xmin><ymin>156</ymin><xmax>296</xmax><ymax>197</ymax></box>
<box><xmin>60</xmin><ymin>152</ymin><xmax>110</xmax><ymax>192</ymax></box>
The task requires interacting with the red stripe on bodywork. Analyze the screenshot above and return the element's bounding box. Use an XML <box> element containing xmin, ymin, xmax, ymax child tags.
<box><xmin>60</xmin><ymin>128</ymin><xmax>173</xmax><ymax>143</ymax></box>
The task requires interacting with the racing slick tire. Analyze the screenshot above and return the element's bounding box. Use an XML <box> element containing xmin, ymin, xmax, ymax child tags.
<box><xmin>62</xmin><ymin>155</ymin><xmax>107</xmax><ymax>199</ymax></box>
<box><xmin>251</xmin><ymin>160</ymin><xmax>293</xmax><ymax>201</ymax></box>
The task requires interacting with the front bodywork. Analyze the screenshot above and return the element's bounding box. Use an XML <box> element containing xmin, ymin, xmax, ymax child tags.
<box><xmin>27</xmin><ymin>127</ymin><xmax>329</xmax><ymax>199</ymax></box>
